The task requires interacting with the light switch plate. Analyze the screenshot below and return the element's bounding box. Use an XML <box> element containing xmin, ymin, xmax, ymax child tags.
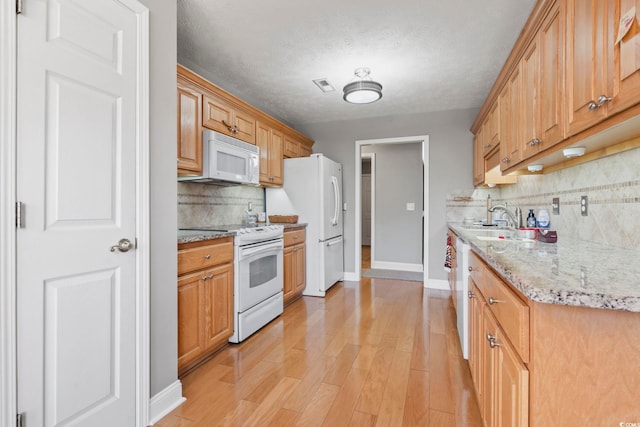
<box><xmin>552</xmin><ymin>197</ymin><xmax>560</xmax><ymax>215</ymax></box>
<box><xmin>406</xmin><ymin>203</ymin><xmax>415</xmax><ymax>211</ymax></box>
<box><xmin>581</xmin><ymin>195</ymin><xmax>588</xmax><ymax>216</ymax></box>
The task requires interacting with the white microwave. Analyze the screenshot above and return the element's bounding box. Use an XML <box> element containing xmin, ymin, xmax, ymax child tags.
<box><xmin>179</xmin><ymin>129</ymin><xmax>260</xmax><ymax>185</ymax></box>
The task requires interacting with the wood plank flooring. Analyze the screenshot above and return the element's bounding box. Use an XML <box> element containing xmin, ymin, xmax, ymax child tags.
<box><xmin>156</xmin><ymin>278</ymin><xmax>481</xmax><ymax>426</ymax></box>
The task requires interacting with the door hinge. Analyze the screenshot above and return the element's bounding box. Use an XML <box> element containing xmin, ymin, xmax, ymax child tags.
<box><xmin>16</xmin><ymin>201</ymin><xmax>24</xmax><ymax>228</ymax></box>
<box><xmin>17</xmin><ymin>412</ymin><xmax>24</xmax><ymax>427</ymax></box>
<box><xmin>16</xmin><ymin>0</ymin><xmax>22</xmax><ymax>14</ymax></box>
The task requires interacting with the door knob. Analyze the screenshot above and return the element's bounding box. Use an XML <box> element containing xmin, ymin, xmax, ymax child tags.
<box><xmin>110</xmin><ymin>238</ymin><xmax>135</xmax><ymax>253</ymax></box>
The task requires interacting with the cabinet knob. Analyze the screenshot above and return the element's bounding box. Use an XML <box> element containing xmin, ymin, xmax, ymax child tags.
<box><xmin>486</xmin><ymin>332</ymin><xmax>497</xmax><ymax>342</ymax></box>
<box><xmin>201</xmin><ymin>275</ymin><xmax>207</xmax><ymax>281</ymax></box>
<box><xmin>489</xmin><ymin>340</ymin><xmax>501</xmax><ymax>349</ymax></box>
<box><xmin>207</xmin><ymin>273</ymin><xmax>214</xmax><ymax>279</ymax></box>
<box><xmin>204</xmin><ymin>254</ymin><xmax>211</xmax><ymax>260</ymax></box>
<box><xmin>485</xmin><ymin>144</ymin><xmax>492</xmax><ymax>149</ymax></box>
<box><xmin>502</xmin><ymin>157</ymin><xmax>510</xmax><ymax>163</ymax></box>
<box><xmin>468</xmin><ymin>266</ymin><xmax>474</xmax><ymax>272</ymax></box>
<box><xmin>529</xmin><ymin>138</ymin><xmax>541</xmax><ymax>147</ymax></box>
<box><xmin>468</xmin><ymin>290</ymin><xmax>476</xmax><ymax>299</ymax></box>
<box><xmin>488</xmin><ymin>296</ymin><xmax>502</xmax><ymax>305</ymax></box>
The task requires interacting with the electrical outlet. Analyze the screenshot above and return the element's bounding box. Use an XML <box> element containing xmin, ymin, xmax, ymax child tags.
<box><xmin>552</xmin><ymin>197</ymin><xmax>560</xmax><ymax>215</ymax></box>
<box><xmin>581</xmin><ymin>195</ymin><xmax>588</xmax><ymax>216</ymax></box>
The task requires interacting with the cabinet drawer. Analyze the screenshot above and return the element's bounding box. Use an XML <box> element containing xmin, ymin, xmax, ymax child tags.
<box><xmin>284</xmin><ymin>228</ymin><xmax>305</xmax><ymax>247</ymax></box>
<box><xmin>468</xmin><ymin>251</ymin><xmax>485</xmax><ymax>290</ymax></box>
<box><xmin>484</xmin><ymin>269</ymin><xmax>529</xmax><ymax>362</ymax></box>
<box><xmin>178</xmin><ymin>237</ymin><xmax>234</xmax><ymax>276</ymax></box>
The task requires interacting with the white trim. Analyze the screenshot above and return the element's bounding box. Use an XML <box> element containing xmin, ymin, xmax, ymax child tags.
<box><xmin>148</xmin><ymin>380</ymin><xmax>186</xmax><ymax>425</ymax></box>
<box><xmin>426</xmin><ymin>279</ymin><xmax>450</xmax><ymax>291</ymax></box>
<box><xmin>342</xmin><ymin>272</ymin><xmax>359</xmax><ymax>281</ymax></box>
<box><xmin>370</xmin><ymin>261</ymin><xmax>423</xmax><ymax>272</ymax></box>
<box><xmin>0</xmin><ymin>0</ymin><xmax>17</xmax><ymax>425</ymax></box>
<box><xmin>354</xmin><ymin>136</ymin><xmax>430</xmax><ymax>283</ymax></box>
<box><xmin>129</xmin><ymin>2</ymin><xmax>151</xmax><ymax>426</ymax></box>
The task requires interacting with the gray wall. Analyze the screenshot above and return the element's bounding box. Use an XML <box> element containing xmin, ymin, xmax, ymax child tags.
<box><xmin>365</xmin><ymin>143</ymin><xmax>423</xmax><ymax>265</ymax></box>
<box><xmin>142</xmin><ymin>0</ymin><xmax>178</xmax><ymax>397</ymax></box>
<box><xmin>298</xmin><ymin>108</ymin><xmax>476</xmax><ymax>282</ymax></box>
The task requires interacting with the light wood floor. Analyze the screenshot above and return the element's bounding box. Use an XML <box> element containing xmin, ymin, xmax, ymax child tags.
<box><xmin>156</xmin><ymin>279</ymin><xmax>481</xmax><ymax>426</ymax></box>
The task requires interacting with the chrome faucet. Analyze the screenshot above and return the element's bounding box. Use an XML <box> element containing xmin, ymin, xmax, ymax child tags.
<box><xmin>487</xmin><ymin>204</ymin><xmax>522</xmax><ymax>229</ymax></box>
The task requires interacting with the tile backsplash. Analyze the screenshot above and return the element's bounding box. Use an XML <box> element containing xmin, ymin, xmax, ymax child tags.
<box><xmin>178</xmin><ymin>182</ymin><xmax>264</xmax><ymax>227</ymax></box>
<box><xmin>447</xmin><ymin>147</ymin><xmax>640</xmax><ymax>250</ymax></box>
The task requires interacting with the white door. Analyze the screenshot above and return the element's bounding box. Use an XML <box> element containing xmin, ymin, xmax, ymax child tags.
<box><xmin>16</xmin><ymin>1</ymin><xmax>147</xmax><ymax>426</ymax></box>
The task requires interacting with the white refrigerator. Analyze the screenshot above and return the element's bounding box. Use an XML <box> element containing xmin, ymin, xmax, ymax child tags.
<box><xmin>266</xmin><ymin>154</ymin><xmax>344</xmax><ymax>297</ymax></box>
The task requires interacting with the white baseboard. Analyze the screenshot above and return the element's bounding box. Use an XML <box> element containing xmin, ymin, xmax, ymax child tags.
<box><xmin>148</xmin><ymin>380</ymin><xmax>186</xmax><ymax>425</ymax></box>
<box><xmin>370</xmin><ymin>261</ymin><xmax>423</xmax><ymax>272</ymax></box>
<box><xmin>343</xmin><ymin>272</ymin><xmax>359</xmax><ymax>281</ymax></box>
<box><xmin>425</xmin><ymin>279</ymin><xmax>450</xmax><ymax>290</ymax></box>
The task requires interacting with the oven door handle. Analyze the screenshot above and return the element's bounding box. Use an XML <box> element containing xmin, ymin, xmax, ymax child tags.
<box><xmin>239</xmin><ymin>240</ymin><xmax>283</xmax><ymax>259</ymax></box>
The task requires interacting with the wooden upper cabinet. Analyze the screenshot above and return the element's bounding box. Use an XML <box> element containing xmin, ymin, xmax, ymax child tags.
<box><xmin>473</xmin><ymin>128</ymin><xmax>485</xmax><ymax>186</ymax></box>
<box><xmin>299</xmin><ymin>143</ymin><xmax>312</xmax><ymax>157</ymax></box>
<box><xmin>565</xmin><ymin>0</ymin><xmax>609</xmax><ymax>136</ymax></box>
<box><xmin>521</xmin><ymin>39</ymin><xmax>540</xmax><ymax>160</ymax></box>
<box><xmin>608</xmin><ymin>0</ymin><xmax>640</xmax><ymax>115</ymax></box>
<box><xmin>203</xmin><ymin>94</ymin><xmax>256</xmax><ymax>144</ymax></box>
<box><xmin>484</xmin><ymin>100</ymin><xmax>500</xmax><ymax>155</ymax></box>
<box><xmin>257</xmin><ymin>121</ymin><xmax>283</xmax><ymax>186</ymax></box>
<box><xmin>283</xmin><ymin>135</ymin><xmax>300</xmax><ymax>158</ymax></box>
<box><xmin>177</xmin><ymin>82</ymin><xmax>203</xmax><ymax>175</ymax></box>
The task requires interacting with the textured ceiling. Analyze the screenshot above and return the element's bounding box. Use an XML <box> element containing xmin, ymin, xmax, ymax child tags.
<box><xmin>177</xmin><ymin>0</ymin><xmax>536</xmax><ymax>128</ymax></box>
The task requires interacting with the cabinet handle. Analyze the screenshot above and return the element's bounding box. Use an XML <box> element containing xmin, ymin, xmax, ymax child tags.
<box><xmin>502</xmin><ymin>157</ymin><xmax>510</xmax><ymax>163</ymax></box>
<box><xmin>207</xmin><ymin>273</ymin><xmax>214</xmax><ymax>279</ymax></box>
<box><xmin>468</xmin><ymin>266</ymin><xmax>474</xmax><ymax>272</ymax></box>
<box><xmin>489</xmin><ymin>340</ymin><xmax>501</xmax><ymax>349</ymax></box>
<box><xmin>486</xmin><ymin>332</ymin><xmax>497</xmax><ymax>342</ymax></box>
<box><xmin>201</xmin><ymin>275</ymin><xmax>207</xmax><ymax>281</ymax></box>
<box><xmin>529</xmin><ymin>138</ymin><xmax>541</xmax><ymax>147</ymax></box>
<box><xmin>488</xmin><ymin>296</ymin><xmax>501</xmax><ymax>305</ymax></box>
<box><xmin>588</xmin><ymin>95</ymin><xmax>612</xmax><ymax>111</ymax></box>
<box><xmin>485</xmin><ymin>144</ymin><xmax>492</xmax><ymax>149</ymax></box>
<box><xmin>204</xmin><ymin>254</ymin><xmax>211</xmax><ymax>260</ymax></box>
<box><xmin>468</xmin><ymin>290</ymin><xmax>476</xmax><ymax>299</ymax></box>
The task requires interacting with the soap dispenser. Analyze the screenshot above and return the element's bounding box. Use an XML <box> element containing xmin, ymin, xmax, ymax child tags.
<box><xmin>526</xmin><ymin>209</ymin><xmax>537</xmax><ymax>228</ymax></box>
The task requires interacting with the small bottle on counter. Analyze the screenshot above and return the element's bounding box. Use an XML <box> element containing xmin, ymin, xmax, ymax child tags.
<box><xmin>526</xmin><ymin>209</ymin><xmax>537</xmax><ymax>228</ymax></box>
<box><xmin>537</xmin><ymin>209</ymin><xmax>550</xmax><ymax>228</ymax></box>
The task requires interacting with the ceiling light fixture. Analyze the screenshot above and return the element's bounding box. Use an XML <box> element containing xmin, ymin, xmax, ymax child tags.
<box><xmin>343</xmin><ymin>67</ymin><xmax>383</xmax><ymax>104</ymax></box>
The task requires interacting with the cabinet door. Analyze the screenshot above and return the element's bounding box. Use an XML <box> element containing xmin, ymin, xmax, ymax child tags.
<box><xmin>178</xmin><ymin>271</ymin><xmax>205</xmax><ymax>370</ymax></box>
<box><xmin>257</xmin><ymin>122</ymin><xmax>271</xmax><ymax>183</ymax></box>
<box><xmin>473</xmin><ymin>129</ymin><xmax>485</xmax><ymax>186</ymax></box>
<box><xmin>299</xmin><ymin>144</ymin><xmax>312</xmax><ymax>157</ymax></box>
<box><xmin>468</xmin><ymin>280</ymin><xmax>484</xmax><ymax>414</ymax></box>
<box><xmin>177</xmin><ymin>84</ymin><xmax>202</xmax><ymax>174</ymax></box>
<box><xmin>521</xmin><ymin>40</ymin><xmax>540</xmax><ymax>160</ymax></box>
<box><xmin>608</xmin><ymin>0</ymin><xmax>640</xmax><ymax>115</ymax></box>
<box><xmin>566</xmin><ymin>0</ymin><xmax>609</xmax><ymax>136</ymax></box>
<box><xmin>496</xmin><ymin>329</ymin><xmax>529</xmax><ymax>427</ymax></box>
<box><xmin>482</xmin><ymin>306</ymin><xmax>498</xmax><ymax>427</ymax></box>
<box><xmin>484</xmin><ymin>100</ymin><xmax>500</xmax><ymax>155</ymax></box>
<box><xmin>269</xmin><ymin>128</ymin><xmax>284</xmax><ymax>185</ymax></box>
<box><xmin>506</xmin><ymin>66</ymin><xmax>523</xmax><ymax>168</ymax></box>
<box><xmin>203</xmin><ymin>94</ymin><xmax>235</xmax><ymax>136</ymax></box>
<box><xmin>498</xmin><ymin>84</ymin><xmax>511</xmax><ymax>172</ymax></box>
<box><xmin>203</xmin><ymin>263</ymin><xmax>234</xmax><ymax>350</ymax></box>
<box><xmin>538</xmin><ymin>2</ymin><xmax>565</xmax><ymax>150</ymax></box>
<box><xmin>294</xmin><ymin>244</ymin><xmax>306</xmax><ymax>295</ymax></box>
<box><xmin>233</xmin><ymin>107</ymin><xmax>256</xmax><ymax>144</ymax></box>
<box><xmin>284</xmin><ymin>135</ymin><xmax>299</xmax><ymax>158</ymax></box>
<box><xmin>283</xmin><ymin>245</ymin><xmax>295</xmax><ymax>303</ymax></box>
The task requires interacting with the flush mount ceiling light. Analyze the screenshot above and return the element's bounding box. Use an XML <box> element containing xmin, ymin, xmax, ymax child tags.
<box><xmin>343</xmin><ymin>67</ymin><xmax>383</xmax><ymax>104</ymax></box>
<box><xmin>562</xmin><ymin>147</ymin><xmax>586</xmax><ymax>158</ymax></box>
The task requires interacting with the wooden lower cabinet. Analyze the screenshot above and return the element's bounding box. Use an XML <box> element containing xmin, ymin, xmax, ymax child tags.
<box><xmin>467</xmin><ymin>249</ymin><xmax>640</xmax><ymax>426</ymax></box>
<box><xmin>283</xmin><ymin>227</ymin><xmax>306</xmax><ymax>305</ymax></box>
<box><xmin>178</xmin><ymin>237</ymin><xmax>234</xmax><ymax>376</ymax></box>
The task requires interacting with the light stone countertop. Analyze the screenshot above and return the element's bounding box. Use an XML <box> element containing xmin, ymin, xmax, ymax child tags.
<box><xmin>177</xmin><ymin>223</ymin><xmax>307</xmax><ymax>245</ymax></box>
<box><xmin>449</xmin><ymin>223</ymin><xmax>640</xmax><ymax>312</ymax></box>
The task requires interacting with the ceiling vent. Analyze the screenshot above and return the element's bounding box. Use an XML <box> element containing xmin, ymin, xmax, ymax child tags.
<box><xmin>312</xmin><ymin>78</ymin><xmax>335</xmax><ymax>93</ymax></box>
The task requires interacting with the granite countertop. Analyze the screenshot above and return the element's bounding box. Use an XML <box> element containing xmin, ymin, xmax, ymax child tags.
<box><xmin>177</xmin><ymin>229</ymin><xmax>235</xmax><ymax>245</ymax></box>
<box><xmin>449</xmin><ymin>223</ymin><xmax>640</xmax><ymax>313</ymax></box>
<box><xmin>177</xmin><ymin>223</ymin><xmax>307</xmax><ymax>245</ymax></box>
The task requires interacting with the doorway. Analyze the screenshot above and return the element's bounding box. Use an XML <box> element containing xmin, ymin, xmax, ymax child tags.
<box><xmin>354</xmin><ymin>136</ymin><xmax>429</xmax><ymax>284</ymax></box>
<box><xmin>360</xmin><ymin>154</ymin><xmax>374</xmax><ymax>270</ymax></box>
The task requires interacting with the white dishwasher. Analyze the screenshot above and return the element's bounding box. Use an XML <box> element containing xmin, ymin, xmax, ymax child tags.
<box><xmin>455</xmin><ymin>236</ymin><xmax>470</xmax><ymax>359</ymax></box>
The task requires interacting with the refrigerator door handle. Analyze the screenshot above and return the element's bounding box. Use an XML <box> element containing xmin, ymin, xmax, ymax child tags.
<box><xmin>325</xmin><ymin>237</ymin><xmax>343</xmax><ymax>247</ymax></box>
<box><xmin>331</xmin><ymin>176</ymin><xmax>339</xmax><ymax>225</ymax></box>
